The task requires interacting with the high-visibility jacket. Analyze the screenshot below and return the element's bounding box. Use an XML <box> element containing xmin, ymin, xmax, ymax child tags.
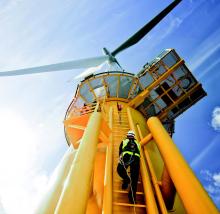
<box><xmin>121</xmin><ymin>138</ymin><xmax>140</xmax><ymax>158</ymax></box>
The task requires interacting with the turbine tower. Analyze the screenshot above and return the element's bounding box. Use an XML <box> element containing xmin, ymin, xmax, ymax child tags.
<box><xmin>35</xmin><ymin>49</ymin><xmax>218</xmax><ymax>214</ymax></box>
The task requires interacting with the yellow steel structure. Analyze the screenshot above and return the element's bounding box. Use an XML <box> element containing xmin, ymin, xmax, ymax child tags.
<box><xmin>147</xmin><ymin>117</ymin><xmax>219</xmax><ymax>214</ymax></box>
<box><xmin>127</xmin><ymin>107</ymin><xmax>159</xmax><ymax>214</ymax></box>
<box><xmin>137</xmin><ymin>124</ymin><xmax>167</xmax><ymax>214</ymax></box>
<box><xmin>36</xmin><ymin>49</ymin><xmax>219</xmax><ymax>214</ymax></box>
<box><xmin>55</xmin><ymin>110</ymin><xmax>102</xmax><ymax>214</ymax></box>
<box><xmin>35</xmin><ymin>146</ymin><xmax>76</xmax><ymax>214</ymax></box>
<box><xmin>103</xmin><ymin>107</ymin><xmax>113</xmax><ymax>214</ymax></box>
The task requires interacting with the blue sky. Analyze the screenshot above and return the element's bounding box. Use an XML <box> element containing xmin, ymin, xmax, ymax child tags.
<box><xmin>0</xmin><ymin>0</ymin><xmax>219</xmax><ymax>213</ymax></box>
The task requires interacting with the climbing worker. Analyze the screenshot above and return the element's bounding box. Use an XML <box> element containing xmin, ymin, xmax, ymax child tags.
<box><xmin>80</xmin><ymin>103</ymin><xmax>90</xmax><ymax>115</ymax></box>
<box><xmin>117</xmin><ymin>102</ymin><xmax>123</xmax><ymax>124</ymax></box>
<box><xmin>117</xmin><ymin>130</ymin><xmax>141</xmax><ymax>203</ymax></box>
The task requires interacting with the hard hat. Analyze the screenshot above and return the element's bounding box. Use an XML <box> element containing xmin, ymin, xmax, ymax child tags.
<box><xmin>127</xmin><ymin>130</ymin><xmax>135</xmax><ymax>138</ymax></box>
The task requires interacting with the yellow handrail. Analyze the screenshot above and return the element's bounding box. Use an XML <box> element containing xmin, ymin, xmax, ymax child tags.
<box><xmin>102</xmin><ymin>106</ymin><xmax>113</xmax><ymax>214</ymax></box>
<box><xmin>147</xmin><ymin>117</ymin><xmax>219</xmax><ymax>214</ymax></box>
<box><xmin>127</xmin><ymin>107</ymin><xmax>159</xmax><ymax>214</ymax></box>
<box><xmin>55</xmin><ymin>110</ymin><xmax>102</xmax><ymax>214</ymax></box>
<box><xmin>136</xmin><ymin>124</ymin><xmax>168</xmax><ymax>214</ymax></box>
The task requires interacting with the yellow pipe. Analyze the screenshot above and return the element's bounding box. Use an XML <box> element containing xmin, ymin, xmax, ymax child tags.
<box><xmin>140</xmin><ymin>133</ymin><xmax>152</xmax><ymax>146</ymax></box>
<box><xmin>55</xmin><ymin>112</ymin><xmax>102</xmax><ymax>214</ymax></box>
<box><xmin>102</xmin><ymin>106</ymin><xmax>113</xmax><ymax>214</ymax></box>
<box><xmin>35</xmin><ymin>146</ymin><xmax>76</xmax><ymax>214</ymax></box>
<box><xmin>147</xmin><ymin>117</ymin><xmax>219</xmax><ymax>214</ymax></box>
<box><xmin>127</xmin><ymin>107</ymin><xmax>159</xmax><ymax>214</ymax></box>
<box><xmin>136</xmin><ymin>125</ymin><xmax>168</xmax><ymax>214</ymax></box>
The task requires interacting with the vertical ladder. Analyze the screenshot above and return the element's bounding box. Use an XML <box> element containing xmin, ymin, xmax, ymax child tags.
<box><xmin>112</xmin><ymin>107</ymin><xmax>147</xmax><ymax>213</ymax></box>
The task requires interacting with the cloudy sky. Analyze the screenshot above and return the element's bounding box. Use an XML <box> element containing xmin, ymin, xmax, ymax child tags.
<box><xmin>0</xmin><ymin>0</ymin><xmax>219</xmax><ymax>213</ymax></box>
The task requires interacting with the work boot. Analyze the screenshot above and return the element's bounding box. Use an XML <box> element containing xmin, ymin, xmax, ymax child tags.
<box><xmin>121</xmin><ymin>180</ymin><xmax>129</xmax><ymax>190</ymax></box>
<box><xmin>128</xmin><ymin>190</ymin><xmax>136</xmax><ymax>204</ymax></box>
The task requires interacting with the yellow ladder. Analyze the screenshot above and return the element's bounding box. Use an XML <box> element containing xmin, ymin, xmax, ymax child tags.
<box><xmin>112</xmin><ymin>107</ymin><xmax>146</xmax><ymax>213</ymax></box>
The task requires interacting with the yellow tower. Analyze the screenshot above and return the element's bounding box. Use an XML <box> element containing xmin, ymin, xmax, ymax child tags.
<box><xmin>35</xmin><ymin>49</ymin><xmax>219</xmax><ymax>214</ymax></box>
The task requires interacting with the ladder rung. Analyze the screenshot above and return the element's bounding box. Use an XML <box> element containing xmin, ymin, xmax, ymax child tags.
<box><xmin>114</xmin><ymin>179</ymin><xmax>141</xmax><ymax>184</ymax></box>
<box><xmin>114</xmin><ymin>190</ymin><xmax>144</xmax><ymax>195</ymax></box>
<box><xmin>113</xmin><ymin>202</ymin><xmax>146</xmax><ymax>208</ymax></box>
<box><xmin>113</xmin><ymin>128</ymin><xmax>129</xmax><ymax>130</ymax></box>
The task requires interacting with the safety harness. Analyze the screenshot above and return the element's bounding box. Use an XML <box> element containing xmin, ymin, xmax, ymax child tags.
<box><xmin>122</xmin><ymin>138</ymin><xmax>140</xmax><ymax>158</ymax></box>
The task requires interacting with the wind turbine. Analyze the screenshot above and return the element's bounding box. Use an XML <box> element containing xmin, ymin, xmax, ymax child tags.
<box><xmin>3</xmin><ymin>1</ymin><xmax>218</xmax><ymax>214</ymax></box>
<box><xmin>0</xmin><ymin>0</ymin><xmax>181</xmax><ymax>78</ymax></box>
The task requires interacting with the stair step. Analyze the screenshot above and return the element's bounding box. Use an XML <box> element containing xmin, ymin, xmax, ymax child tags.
<box><xmin>113</xmin><ymin>113</ymin><xmax>128</xmax><ymax>115</ymax></box>
<box><xmin>113</xmin><ymin>205</ymin><xmax>146</xmax><ymax>214</ymax></box>
<box><xmin>112</xmin><ymin>128</ymin><xmax>129</xmax><ymax>130</ymax></box>
<box><xmin>113</xmin><ymin>181</ymin><xmax>143</xmax><ymax>192</ymax></box>
<box><xmin>114</xmin><ymin>190</ymin><xmax>144</xmax><ymax>195</ymax></box>
<box><xmin>114</xmin><ymin>179</ymin><xmax>142</xmax><ymax>184</ymax></box>
<box><xmin>113</xmin><ymin>202</ymin><xmax>146</xmax><ymax>208</ymax></box>
<box><xmin>113</xmin><ymin>126</ymin><xmax>129</xmax><ymax>128</ymax></box>
<box><xmin>108</xmin><ymin>108</ymin><xmax>146</xmax><ymax>213</ymax></box>
<box><xmin>113</xmin><ymin>193</ymin><xmax>145</xmax><ymax>204</ymax></box>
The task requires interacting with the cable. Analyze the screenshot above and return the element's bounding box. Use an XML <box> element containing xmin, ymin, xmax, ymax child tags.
<box><xmin>119</xmin><ymin>155</ymin><xmax>137</xmax><ymax>214</ymax></box>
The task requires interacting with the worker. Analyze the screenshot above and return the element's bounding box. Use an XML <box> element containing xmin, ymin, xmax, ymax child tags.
<box><xmin>117</xmin><ymin>130</ymin><xmax>141</xmax><ymax>203</ymax></box>
<box><xmin>80</xmin><ymin>103</ymin><xmax>90</xmax><ymax>115</ymax></box>
<box><xmin>117</xmin><ymin>102</ymin><xmax>123</xmax><ymax>124</ymax></box>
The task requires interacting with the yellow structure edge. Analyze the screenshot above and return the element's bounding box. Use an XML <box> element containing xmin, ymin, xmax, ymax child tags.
<box><xmin>35</xmin><ymin>146</ymin><xmax>76</xmax><ymax>214</ymax></box>
<box><xmin>102</xmin><ymin>106</ymin><xmax>113</xmax><ymax>214</ymax></box>
<box><xmin>140</xmin><ymin>133</ymin><xmax>152</xmax><ymax>146</ymax></box>
<box><xmin>147</xmin><ymin>117</ymin><xmax>219</xmax><ymax>214</ymax></box>
<box><xmin>137</xmin><ymin>124</ymin><xmax>168</xmax><ymax>214</ymax></box>
<box><xmin>55</xmin><ymin>111</ymin><xmax>102</xmax><ymax>214</ymax></box>
<box><xmin>127</xmin><ymin>107</ymin><xmax>159</xmax><ymax>214</ymax></box>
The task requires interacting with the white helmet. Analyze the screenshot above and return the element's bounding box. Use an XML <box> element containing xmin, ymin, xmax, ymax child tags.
<box><xmin>127</xmin><ymin>130</ymin><xmax>135</xmax><ymax>138</ymax></box>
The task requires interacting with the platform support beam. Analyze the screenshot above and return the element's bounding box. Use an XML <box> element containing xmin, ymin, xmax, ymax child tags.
<box><xmin>147</xmin><ymin>117</ymin><xmax>219</xmax><ymax>214</ymax></box>
<box><xmin>55</xmin><ymin>111</ymin><xmax>102</xmax><ymax>214</ymax></box>
<box><xmin>35</xmin><ymin>146</ymin><xmax>76</xmax><ymax>214</ymax></box>
<box><xmin>102</xmin><ymin>106</ymin><xmax>113</xmax><ymax>214</ymax></box>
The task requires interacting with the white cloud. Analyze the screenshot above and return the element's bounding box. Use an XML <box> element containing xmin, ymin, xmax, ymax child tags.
<box><xmin>190</xmin><ymin>131</ymin><xmax>220</xmax><ymax>169</ymax></box>
<box><xmin>200</xmin><ymin>170</ymin><xmax>220</xmax><ymax>207</ymax></box>
<box><xmin>213</xmin><ymin>173</ymin><xmax>220</xmax><ymax>187</ymax></box>
<box><xmin>200</xmin><ymin>169</ymin><xmax>213</xmax><ymax>181</ymax></box>
<box><xmin>189</xmin><ymin>28</ymin><xmax>220</xmax><ymax>72</ymax></box>
<box><xmin>0</xmin><ymin>109</ymin><xmax>50</xmax><ymax>214</ymax></box>
<box><xmin>160</xmin><ymin>17</ymin><xmax>183</xmax><ymax>41</ymax></box>
<box><xmin>190</xmin><ymin>135</ymin><xmax>219</xmax><ymax>168</ymax></box>
<box><xmin>0</xmin><ymin>198</ymin><xmax>7</xmax><ymax>214</ymax></box>
<box><xmin>205</xmin><ymin>184</ymin><xmax>216</xmax><ymax>194</ymax></box>
<box><xmin>0</xmin><ymin>1</ymin><xmax>74</xmax><ymax>213</ymax></box>
<box><xmin>154</xmin><ymin>0</ymin><xmax>207</xmax><ymax>46</ymax></box>
<box><xmin>192</xmin><ymin>43</ymin><xmax>220</xmax><ymax>72</ymax></box>
<box><xmin>198</xmin><ymin>58</ymin><xmax>220</xmax><ymax>80</ymax></box>
<box><xmin>211</xmin><ymin>107</ymin><xmax>220</xmax><ymax>131</ymax></box>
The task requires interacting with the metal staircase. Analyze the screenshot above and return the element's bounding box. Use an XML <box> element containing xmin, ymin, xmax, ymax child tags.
<box><xmin>112</xmin><ymin>106</ymin><xmax>147</xmax><ymax>213</ymax></box>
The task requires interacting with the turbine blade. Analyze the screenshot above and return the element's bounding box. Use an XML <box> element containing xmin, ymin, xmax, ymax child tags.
<box><xmin>0</xmin><ymin>55</ymin><xmax>109</xmax><ymax>77</ymax></box>
<box><xmin>112</xmin><ymin>0</ymin><xmax>182</xmax><ymax>56</ymax></box>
